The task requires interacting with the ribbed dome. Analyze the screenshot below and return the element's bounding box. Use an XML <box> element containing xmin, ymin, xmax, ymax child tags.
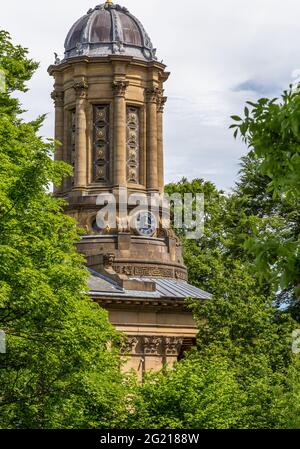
<box><xmin>64</xmin><ymin>2</ymin><xmax>157</xmax><ymax>62</ymax></box>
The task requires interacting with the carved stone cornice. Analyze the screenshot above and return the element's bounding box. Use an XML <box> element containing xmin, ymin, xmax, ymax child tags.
<box><xmin>112</xmin><ymin>80</ymin><xmax>129</xmax><ymax>97</ymax></box>
<box><xmin>93</xmin><ymin>297</ymin><xmax>186</xmax><ymax>309</ymax></box>
<box><xmin>143</xmin><ymin>336</ymin><xmax>163</xmax><ymax>355</ymax></box>
<box><xmin>145</xmin><ymin>87</ymin><xmax>161</xmax><ymax>104</ymax></box>
<box><xmin>51</xmin><ymin>90</ymin><xmax>64</xmax><ymax>107</ymax></box>
<box><xmin>165</xmin><ymin>337</ymin><xmax>183</xmax><ymax>356</ymax></box>
<box><xmin>73</xmin><ymin>78</ymin><xmax>88</xmax><ymax>99</ymax></box>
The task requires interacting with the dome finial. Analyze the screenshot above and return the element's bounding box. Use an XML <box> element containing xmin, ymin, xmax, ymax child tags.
<box><xmin>105</xmin><ymin>0</ymin><xmax>113</xmax><ymax>4</ymax></box>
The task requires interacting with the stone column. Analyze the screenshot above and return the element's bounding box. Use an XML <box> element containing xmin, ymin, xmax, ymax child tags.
<box><xmin>157</xmin><ymin>93</ymin><xmax>167</xmax><ymax>193</ymax></box>
<box><xmin>73</xmin><ymin>78</ymin><xmax>88</xmax><ymax>190</ymax></box>
<box><xmin>146</xmin><ymin>88</ymin><xmax>159</xmax><ymax>191</ymax></box>
<box><xmin>63</xmin><ymin>107</ymin><xmax>71</xmax><ymax>192</ymax></box>
<box><xmin>112</xmin><ymin>80</ymin><xmax>128</xmax><ymax>187</ymax></box>
<box><xmin>51</xmin><ymin>90</ymin><xmax>64</xmax><ymax>194</ymax></box>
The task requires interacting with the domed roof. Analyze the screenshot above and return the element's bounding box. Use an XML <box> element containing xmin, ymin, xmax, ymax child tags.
<box><xmin>64</xmin><ymin>2</ymin><xmax>157</xmax><ymax>62</ymax></box>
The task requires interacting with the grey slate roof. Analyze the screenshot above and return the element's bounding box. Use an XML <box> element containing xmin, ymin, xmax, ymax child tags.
<box><xmin>88</xmin><ymin>269</ymin><xmax>212</xmax><ymax>300</ymax></box>
<box><xmin>63</xmin><ymin>3</ymin><xmax>157</xmax><ymax>62</ymax></box>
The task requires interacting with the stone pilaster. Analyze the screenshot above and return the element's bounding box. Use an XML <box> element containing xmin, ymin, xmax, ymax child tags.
<box><xmin>73</xmin><ymin>78</ymin><xmax>88</xmax><ymax>190</ymax></box>
<box><xmin>51</xmin><ymin>90</ymin><xmax>65</xmax><ymax>194</ymax></box>
<box><xmin>113</xmin><ymin>80</ymin><xmax>128</xmax><ymax>187</ymax></box>
<box><xmin>146</xmin><ymin>87</ymin><xmax>160</xmax><ymax>192</ymax></box>
<box><xmin>143</xmin><ymin>336</ymin><xmax>163</xmax><ymax>372</ymax></box>
<box><xmin>157</xmin><ymin>92</ymin><xmax>167</xmax><ymax>193</ymax></box>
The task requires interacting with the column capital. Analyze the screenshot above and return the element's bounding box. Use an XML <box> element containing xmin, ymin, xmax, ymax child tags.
<box><xmin>145</xmin><ymin>87</ymin><xmax>161</xmax><ymax>103</ymax></box>
<box><xmin>165</xmin><ymin>337</ymin><xmax>183</xmax><ymax>356</ymax></box>
<box><xmin>120</xmin><ymin>336</ymin><xmax>139</xmax><ymax>355</ymax></box>
<box><xmin>73</xmin><ymin>78</ymin><xmax>88</xmax><ymax>99</ymax></box>
<box><xmin>143</xmin><ymin>336</ymin><xmax>163</xmax><ymax>355</ymax></box>
<box><xmin>112</xmin><ymin>80</ymin><xmax>129</xmax><ymax>97</ymax></box>
<box><xmin>51</xmin><ymin>90</ymin><xmax>64</xmax><ymax>107</ymax></box>
<box><xmin>157</xmin><ymin>95</ymin><xmax>167</xmax><ymax>113</ymax></box>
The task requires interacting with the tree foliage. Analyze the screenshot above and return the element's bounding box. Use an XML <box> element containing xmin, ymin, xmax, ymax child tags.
<box><xmin>126</xmin><ymin>355</ymin><xmax>245</xmax><ymax>429</ymax></box>
<box><xmin>128</xmin><ymin>177</ymin><xmax>300</xmax><ymax>429</ymax></box>
<box><xmin>0</xmin><ymin>31</ymin><xmax>127</xmax><ymax>429</ymax></box>
<box><xmin>1</xmin><ymin>29</ymin><xmax>300</xmax><ymax>430</ymax></box>
<box><xmin>231</xmin><ymin>90</ymin><xmax>300</xmax><ymax>297</ymax></box>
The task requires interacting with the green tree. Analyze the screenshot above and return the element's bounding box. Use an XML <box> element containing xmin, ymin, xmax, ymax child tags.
<box><xmin>232</xmin><ymin>153</ymin><xmax>299</xmax><ymax>312</ymax></box>
<box><xmin>127</xmin><ymin>355</ymin><xmax>245</xmax><ymax>429</ymax></box>
<box><xmin>190</xmin><ymin>261</ymin><xmax>296</xmax><ymax>429</ymax></box>
<box><xmin>127</xmin><ymin>178</ymin><xmax>299</xmax><ymax>429</ymax></box>
<box><xmin>0</xmin><ymin>31</ymin><xmax>127</xmax><ymax>429</ymax></box>
<box><xmin>231</xmin><ymin>90</ymin><xmax>300</xmax><ymax>299</ymax></box>
<box><xmin>0</xmin><ymin>30</ymin><xmax>37</xmax><ymax>116</ymax></box>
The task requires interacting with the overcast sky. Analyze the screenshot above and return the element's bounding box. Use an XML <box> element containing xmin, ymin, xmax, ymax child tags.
<box><xmin>2</xmin><ymin>0</ymin><xmax>300</xmax><ymax>190</ymax></box>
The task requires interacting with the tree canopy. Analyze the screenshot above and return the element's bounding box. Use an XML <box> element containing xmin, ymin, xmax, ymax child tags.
<box><xmin>127</xmin><ymin>178</ymin><xmax>299</xmax><ymax>429</ymax></box>
<box><xmin>0</xmin><ymin>30</ymin><xmax>127</xmax><ymax>429</ymax></box>
<box><xmin>231</xmin><ymin>91</ymin><xmax>300</xmax><ymax>299</ymax></box>
<box><xmin>1</xmin><ymin>29</ymin><xmax>300</xmax><ymax>430</ymax></box>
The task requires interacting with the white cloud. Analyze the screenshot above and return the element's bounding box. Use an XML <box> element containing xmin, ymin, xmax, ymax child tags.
<box><xmin>1</xmin><ymin>0</ymin><xmax>299</xmax><ymax>189</ymax></box>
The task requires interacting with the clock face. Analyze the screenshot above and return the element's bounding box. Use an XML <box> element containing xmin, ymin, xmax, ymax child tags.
<box><xmin>134</xmin><ymin>211</ymin><xmax>157</xmax><ymax>237</ymax></box>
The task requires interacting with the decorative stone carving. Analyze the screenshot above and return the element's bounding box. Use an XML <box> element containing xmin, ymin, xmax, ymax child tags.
<box><xmin>113</xmin><ymin>265</ymin><xmax>187</xmax><ymax>280</ymax></box>
<box><xmin>54</xmin><ymin>52</ymin><xmax>61</xmax><ymax>65</ymax></box>
<box><xmin>157</xmin><ymin>95</ymin><xmax>167</xmax><ymax>113</ymax></box>
<box><xmin>119</xmin><ymin>335</ymin><xmax>183</xmax><ymax>357</ymax></box>
<box><xmin>120</xmin><ymin>336</ymin><xmax>139</xmax><ymax>355</ymax></box>
<box><xmin>73</xmin><ymin>78</ymin><xmax>88</xmax><ymax>98</ymax></box>
<box><xmin>143</xmin><ymin>336</ymin><xmax>163</xmax><ymax>355</ymax></box>
<box><xmin>145</xmin><ymin>87</ymin><xmax>160</xmax><ymax>103</ymax></box>
<box><xmin>126</xmin><ymin>106</ymin><xmax>140</xmax><ymax>184</ymax></box>
<box><xmin>75</xmin><ymin>42</ymin><xmax>84</xmax><ymax>56</ymax></box>
<box><xmin>115</xmin><ymin>216</ymin><xmax>130</xmax><ymax>233</ymax></box>
<box><xmin>51</xmin><ymin>90</ymin><xmax>64</xmax><ymax>107</ymax></box>
<box><xmin>103</xmin><ymin>253</ymin><xmax>116</xmax><ymax>269</ymax></box>
<box><xmin>134</xmin><ymin>266</ymin><xmax>173</xmax><ymax>278</ymax></box>
<box><xmin>114</xmin><ymin>266</ymin><xmax>133</xmax><ymax>276</ymax></box>
<box><xmin>112</xmin><ymin>80</ymin><xmax>129</xmax><ymax>97</ymax></box>
<box><xmin>165</xmin><ymin>337</ymin><xmax>183</xmax><ymax>356</ymax></box>
<box><xmin>116</xmin><ymin>265</ymin><xmax>134</xmax><ymax>276</ymax></box>
<box><xmin>93</xmin><ymin>105</ymin><xmax>110</xmax><ymax>183</ymax></box>
<box><xmin>175</xmin><ymin>270</ymin><xmax>187</xmax><ymax>281</ymax></box>
<box><xmin>114</xmin><ymin>265</ymin><xmax>172</xmax><ymax>278</ymax></box>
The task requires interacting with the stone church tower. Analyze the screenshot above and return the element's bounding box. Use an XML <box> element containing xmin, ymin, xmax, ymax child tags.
<box><xmin>49</xmin><ymin>1</ymin><xmax>210</xmax><ymax>377</ymax></box>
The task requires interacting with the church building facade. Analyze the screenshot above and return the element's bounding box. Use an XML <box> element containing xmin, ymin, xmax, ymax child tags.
<box><xmin>49</xmin><ymin>1</ymin><xmax>210</xmax><ymax>378</ymax></box>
